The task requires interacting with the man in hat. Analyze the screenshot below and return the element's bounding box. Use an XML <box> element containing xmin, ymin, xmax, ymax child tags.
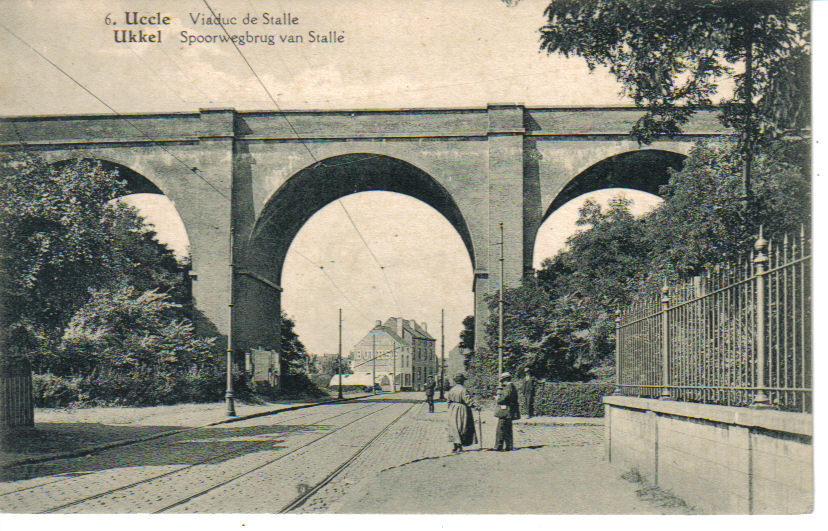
<box><xmin>494</xmin><ymin>372</ymin><xmax>520</xmax><ymax>451</ymax></box>
<box><xmin>424</xmin><ymin>375</ymin><xmax>436</xmax><ymax>413</ymax></box>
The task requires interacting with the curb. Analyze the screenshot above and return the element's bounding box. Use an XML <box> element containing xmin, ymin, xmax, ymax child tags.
<box><xmin>1</xmin><ymin>394</ymin><xmax>372</xmax><ymax>470</ymax></box>
<box><xmin>514</xmin><ymin>418</ymin><xmax>604</xmax><ymax>427</ymax></box>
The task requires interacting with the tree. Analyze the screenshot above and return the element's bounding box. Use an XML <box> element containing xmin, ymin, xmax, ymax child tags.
<box><xmin>467</xmin><ymin>195</ymin><xmax>654</xmax><ymax>384</ymax></box>
<box><xmin>538</xmin><ymin>0</ymin><xmax>810</xmax><ymax>197</ymax></box>
<box><xmin>318</xmin><ymin>355</ymin><xmax>353</xmax><ymax>377</ymax></box>
<box><xmin>489</xmin><ymin>280</ymin><xmax>593</xmax><ymax>380</ymax></box>
<box><xmin>646</xmin><ymin>140</ymin><xmax>810</xmax><ymax>277</ymax></box>
<box><xmin>279</xmin><ymin>312</ymin><xmax>308</xmax><ymax>374</ymax></box>
<box><xmin>1</xmin><ymin>154</ymin><xmax>215</xmax><ymax>412</ymax></box>
<box><xmin>0</xmin><ymin>154</ymin><xmax>189</xmax><ymax>367</ymax></box>
<box><xmin>57</xmin><ymin>283</ymin><xmax>222</xmax><ymax>405</ymax></box>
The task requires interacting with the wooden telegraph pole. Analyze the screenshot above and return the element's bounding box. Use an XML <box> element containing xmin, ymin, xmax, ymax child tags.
<box><xmin>392</xmin><ymin>343</ymin><xmax>397</xmax><ymax>393</ymax></box>
<box><xmin>498</xmin><ymin>222</ymin><xmax>504</xmax><ymax>376</ymax></box>
<box><xmin>337</xmin><ymin>309</ymin><xmax>343</xmax><ymax>399</ymax></box>
<box><xmin>372</xmin><ymin>333</ymin><xmax>377</xmax><ymax>395</ymax></box>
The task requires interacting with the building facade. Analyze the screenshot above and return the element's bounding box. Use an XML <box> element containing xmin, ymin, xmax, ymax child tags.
<box><xmin>349</xmin><ymin>317</ymin><xmax>437</xmax><ymax>391</ymax></box>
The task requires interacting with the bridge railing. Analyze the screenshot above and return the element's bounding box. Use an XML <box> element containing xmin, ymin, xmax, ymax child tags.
<box><xmin>615</xmin><ymin>228</ymin><xmax>811</xmax><ymax>412</ymax></box>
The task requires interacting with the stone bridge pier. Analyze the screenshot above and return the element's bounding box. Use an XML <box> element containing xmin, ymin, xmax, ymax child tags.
<box><xmin>1</xmin><ymin>105</ymin><xmax>726</xmax><ymax>374</ymax></box>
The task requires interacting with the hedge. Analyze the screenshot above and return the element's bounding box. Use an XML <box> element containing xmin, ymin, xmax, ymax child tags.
<box><xmin>528</xmin><ymin>382</ymin><xmax>616</xmax><ymax>417</ymax></box>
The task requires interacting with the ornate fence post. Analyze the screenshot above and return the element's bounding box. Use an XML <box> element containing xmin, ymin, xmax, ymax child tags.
<box><xmin>751</xmin><ymin>228</ymin><xmax>771</xmax><ymax>408</ymax></box>
<box><xmin>614</xmin><ymin>308</ymin><xmax>622</xmax><ymax>395</ymax></box>
<box><xmin>660</xmin><ymin>282</ymin><xmax>671</xmax><ymax>400</ymax></box>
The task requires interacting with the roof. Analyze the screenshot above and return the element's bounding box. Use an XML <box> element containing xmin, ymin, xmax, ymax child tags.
<box><xmin>383</xmin><ymin>317</ymin><xmax>435</xmax><ymax>341</ymax></box>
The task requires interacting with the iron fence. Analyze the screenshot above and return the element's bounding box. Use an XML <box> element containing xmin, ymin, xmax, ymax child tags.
<box><xmin>616</xmin><ymin>228</ymin><xmax>811</xmax><ymax>412</ymax></box>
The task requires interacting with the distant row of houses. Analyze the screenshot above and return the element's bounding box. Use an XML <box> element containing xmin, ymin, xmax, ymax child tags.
<box><xmin>314</xmin><ymin>316</ymin><xmax>467</xmax><ymax>391</ymax></box>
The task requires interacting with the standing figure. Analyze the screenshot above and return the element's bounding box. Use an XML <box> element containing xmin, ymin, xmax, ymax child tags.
<box><xmin>446</xmin><ymin>372</ymin><xmax>478</xmax><ymax>453</ymax></box>
<box><xmin>521</xmin><ymin>368</ymin><xmax>536</xmax><ymax>418</ymax></box>
<box><xmin>494</xmin><ymin>372</ymin><xmax>520</xmax><ymax>451</ymax></box>
<box><xmin>424</xmin><ymin>376</ymin><xmax>436</xmax><ymax>413</ymax></box>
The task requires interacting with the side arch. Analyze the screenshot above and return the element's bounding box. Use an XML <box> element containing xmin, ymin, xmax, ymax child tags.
<box><xmin>531</xmin><ymin>148</ymin><xmax>685</xmax><ymax>269</ymax></box>
<box><xmin>49</xmin><ymin>157</ymin><xmax>165</xmax><ymax>196</ymax></box>
<box><xmin>542</xmin><ymin>149</ymin><xmax>685</xmax><ymax>223</ymax></box>
<box><xmin>236</xmin><ymin>153</ymin><xmax>478</xmax><ymax>352</ymax></box>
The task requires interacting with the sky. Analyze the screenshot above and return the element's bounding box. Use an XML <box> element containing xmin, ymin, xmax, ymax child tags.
<box><xmin>1</xmin><ymin>0</ymin><xmax>818</xmax><ymax>357</ymax></box>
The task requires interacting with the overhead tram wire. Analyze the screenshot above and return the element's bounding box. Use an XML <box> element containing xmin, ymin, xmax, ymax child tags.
<box><xmin>110</xmin><ymin>0</ymin><xmax>216</xmax><ymax>104</ymax></box>
<box><xmin>1</xmin><ymin>18</ymin><xmax>390</xmax><ymax>322</ymax></box>
<box><xmin>202</xmin><ymin>0</ymin><xmax>403</xmax><ymax>317</ymax></box>
<box><xmin>201</xmin><ymin>0</ymin><xmax>318</xmax><ymax>166</ymax></box>
<box><xmin>337</xmin><ymin>202</ymin><xmax>403</xmax><ymax>315</ymax></box>
<box><xmin>0</xmin><ymin>22</ymin><xmax>232</xmax><ymax>203</ymax></box>
<box><xmin>291</xmin><ymin>249</ymin><xmax>374</xmax><ymax>325</ymax></box>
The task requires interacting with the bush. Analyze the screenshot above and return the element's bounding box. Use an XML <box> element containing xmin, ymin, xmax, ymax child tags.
<box><xmin>180</xmin><ymin>365</ymin><xmax>226</xmax><ymax>403</ymax></box>
<box><xmin>531</xmin><ymin>382</ymin><xmax>616</xmax><ymax>417</ymax></box>
<box><xmin>465</xmin><ymin>347</ymin><xmax>498</xmax><ymax>399</ymax></box>
<box><xmin>32</xmin><ymin>373</ymin><xmax>88</xmax><ymax>407</ymax></box>
<box><xmin>278</xmin><ymin>372</ymin><xmax>327</xmax><ymax>398</ymax></box>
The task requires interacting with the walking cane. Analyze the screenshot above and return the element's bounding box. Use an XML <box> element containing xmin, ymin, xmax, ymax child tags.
<box><xmin>477</xmin><ymin>407</ymin><xmax>483</xmax><ymax>450</ymax></box>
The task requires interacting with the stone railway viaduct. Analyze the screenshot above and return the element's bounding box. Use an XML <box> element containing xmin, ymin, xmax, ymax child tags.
<box><xmin>0</xmin><ymin>105</ymin><xmax>729</xmax><ymax>354</ymax></box>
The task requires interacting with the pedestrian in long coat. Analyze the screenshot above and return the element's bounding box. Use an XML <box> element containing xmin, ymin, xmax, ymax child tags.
<box><xmin>521</xmin><ymin>368</ymin><xmax>536</xmax><ymax>418</ymax></box>
<box><xmin>446</xmin><ymin>372</ymin><xmax>478</xmax><ymax>453</ymax></box>
<box><xmin>494</xmin><ymin>372</ymin><xmax>521</xmax><ymax>451</ymax></box>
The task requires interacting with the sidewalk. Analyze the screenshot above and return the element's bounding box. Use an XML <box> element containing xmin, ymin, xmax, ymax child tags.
<box><xmin>328</xmin><ymin>403</ymin><xmax>690</xmax><ymax>514</ymax></box>
<box><xmin>0</xmin><ymin>393</ymin><xmax>366</xmax><ymax>467</ymax></box>
<box><xmin>339</xmin><ymin>444</ymin><xmax>691</xmax><ymax>514</ymax></box>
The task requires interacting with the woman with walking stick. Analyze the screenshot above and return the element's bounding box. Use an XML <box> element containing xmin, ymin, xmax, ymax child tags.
<box><xmin>446</xmin><ymin>372</ymin><xmax>480</xmax><ymax>453</ymax></box>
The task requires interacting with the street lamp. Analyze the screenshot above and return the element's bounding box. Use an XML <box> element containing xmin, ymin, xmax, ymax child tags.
<box><xmin>225</xmin><ymin>228</ymin><xmax>236</xmax><ymax>417</ymax></box>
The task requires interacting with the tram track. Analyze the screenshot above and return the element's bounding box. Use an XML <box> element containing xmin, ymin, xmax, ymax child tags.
<box><xmin>277</xmin><ymin>402</ymin><xmax>415</xmax><ymax>513</ymax></box>
<box><xmin>152</xmin><ymin>403</ymin><xmax>410</xmax><ymax>513</ymax></box>
<box><xmin>32</xmin><ymin>402</ymin><xmax>383</xmax><ymax>514</ymax></box>
<box><xmin>2</xmin><ymin>397</ymin><xmax>420</xmax><ymax>514</ymax></box>
<box><xmin>0</xmin><ymin>402</ymin><xmax>373</xmax><ymax>503</ymax></box>
<box><xmin>0</xmin><ymin>404</ymin><xmax>371</xmax><ymax>513</ymax></box>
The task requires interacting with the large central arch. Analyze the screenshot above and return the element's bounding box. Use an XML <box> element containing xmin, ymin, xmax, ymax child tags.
<box><xmin>235</xmin><ymin>153</ymin><xmax>477</xmax><ymax>353</ymax></box>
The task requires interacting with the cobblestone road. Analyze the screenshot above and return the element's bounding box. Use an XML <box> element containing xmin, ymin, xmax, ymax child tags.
<box><xmin>0</xmin><ymin>394</ymin><xmax>604</xmax><ymax>514</ymax></box>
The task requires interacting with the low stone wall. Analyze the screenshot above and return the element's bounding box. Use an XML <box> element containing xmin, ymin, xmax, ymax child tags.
<box><xmin>603</xmin><ymin>396</ymin><xmax>812</xmax><ymax>514</ymax></box>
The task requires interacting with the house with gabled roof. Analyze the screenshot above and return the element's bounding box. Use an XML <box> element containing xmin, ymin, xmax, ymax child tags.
<box><xmin>349</xmin><ymin>317</ymin><xmax>437</xmax><ymax>391</ymax></box>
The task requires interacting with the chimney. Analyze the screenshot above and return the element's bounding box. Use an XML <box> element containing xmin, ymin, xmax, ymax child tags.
<box><xmin>422</xmin><ymin>322</ymin><xmax>428</xmax><ymax>332</ymax></box>
<box><xmin>374</xmin><ymin>320</ymin><xmax>382</xmax><ymax>328</ymax></box>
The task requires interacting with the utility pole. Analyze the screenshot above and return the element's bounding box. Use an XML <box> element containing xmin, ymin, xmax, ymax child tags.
<box><xmin>392</xmin><ymin>343</ymin><xmax>397</xmax><ymax>393</ymax></box>
<box><xmin>337</xmin><ymin>308</ymin><xmax>343</xmax><ymax>399</ymax></box>
<box><xmin>372</xmin><ymin>333</ymin><xmax>377</xmax><ymax>395</ymax></box>
<box><xmin>440</xmin><ymin>308</ymin><xmax>445</xmax><ymax>400</ymax></box>
<box><xmin>225</xmin><ymin>228</ymin><xmax>236</xmax><ymax>417</ymax></box>
<box><xmin>498</xmin><ymin>222</ymin><xmax>504</xmax><ymax>376</ymax></box>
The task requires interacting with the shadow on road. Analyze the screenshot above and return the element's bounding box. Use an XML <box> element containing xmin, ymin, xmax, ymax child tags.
<box><xmin>0</xmin><ymin>422</ymin><xmax>332</xmax><ymax>482</ymax></box>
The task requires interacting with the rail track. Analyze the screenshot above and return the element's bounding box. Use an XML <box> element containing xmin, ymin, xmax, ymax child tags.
<box><xmin>277</xmin><ymin>403</ymin><xmax>414</xmax><ymax>513</ymax></box>
<box><xmin>0</xmin><ymin>401</ymin><xmax>375</xmax><ymax>512</ymax></box>
<box><xmin>2</xmin><ymin>398</ymin><xmax>418</xmax><ymax>514</ymax></box>
<box><xmin>33</xmin><ymin>402</ymin><xmax>387</xmax><ymax>514</ymax></box>
<box><xmin>151</xmin><ymin>403</ymin><xmax>409</xmax><ymax>513</ymax></box>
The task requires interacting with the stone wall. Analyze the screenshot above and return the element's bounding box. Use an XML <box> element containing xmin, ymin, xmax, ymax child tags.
<box><xmin>603</xmin><ymin>396</ymin><xmax>812</xmax><ymax>514</ymax></box>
